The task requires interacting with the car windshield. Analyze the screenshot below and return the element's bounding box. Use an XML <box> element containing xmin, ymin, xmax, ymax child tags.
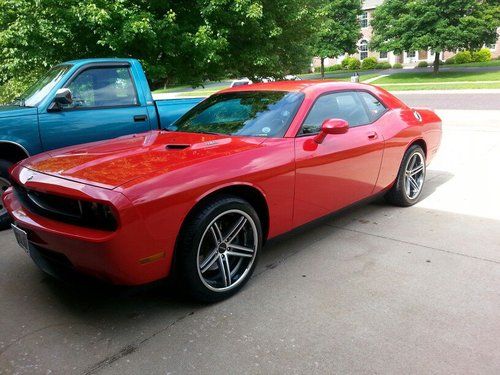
<box><xmin>167</xmin><ymin>91</ymin><xmax>304</xmax><ymax>137</ymax></box>
<box><xmin>14</xmin><ymin>65</ymin><xmax>72</xmax><ymax>107</ymax></box>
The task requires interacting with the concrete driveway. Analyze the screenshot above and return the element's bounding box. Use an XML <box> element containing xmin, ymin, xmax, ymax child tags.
<box><xmin>0</xmin><ymin>94</ymin><xmax>499</xmax><ymax>374</ymax></box>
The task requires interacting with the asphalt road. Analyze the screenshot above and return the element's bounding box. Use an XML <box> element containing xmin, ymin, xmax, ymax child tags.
<box><xmin>1</xmin><ymin>93</ymin><xmax>499</xmax><ymax>374</ymax></box>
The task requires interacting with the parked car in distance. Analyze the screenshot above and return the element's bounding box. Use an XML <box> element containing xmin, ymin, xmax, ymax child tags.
<box><xmin>0</xmin><ymin>58</ymin><xmax>202</xmax><ymax>227</ymax></box>
<box><xmin>3</xmin><ymin>81</ymin><xmax>442</xmax><ymax>302</ymax></box>
<box><xmin>230</xmin><ymin>78</ymin><xmax>253</xmax><ymax>87</ymax></box>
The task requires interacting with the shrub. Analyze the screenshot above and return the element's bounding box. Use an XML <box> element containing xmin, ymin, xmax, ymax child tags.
<box><xmin>472</xmin><ymin>48</ymin><xmax>492</xmax><ymax>62</ymax></box>
<box><xmin>341</xmin><ymin>58</ymin><xmax>351</xmax><ymax>69</ymax></box>
<box><xmin>361</xmin><ymin>57</ymin><xmax>378</xmax><ymax>70</ymax></box>
<box><xmin>325</xmin><ymin>64</ymin><xmax>342</xmax><ymax>72</ymax></box>
<box><xmin>347</xmin><ymin>57</ymin><xmax>361</xmax><ymax>70</ymax></box>
<box><xmin>375</xmin><ymin>62</ymin><xmax>392</xmax><ymax>69</ymax></box>
<box><xmin>454</xmin><ymin>51</ymin><xmax>472</xmax><ymax>64</ymax></box>
<box><xmin>445</xmin><ymin>56</ymin><xmax>456</xmax><ymax>64</ymax></box>
<box><xmin>417</xmin><ymin>61</ymin><xmax>429</xmax><ymax>68</ymax></box>
<box><xmin>392</xmin><ymin>63</ymin><xmax>403</xmax><ymax>69</ymax></box>
<box><xmin>341</xmin><ymin>57</ymin><xmax>361</xmax><ymax>70</ymax></box>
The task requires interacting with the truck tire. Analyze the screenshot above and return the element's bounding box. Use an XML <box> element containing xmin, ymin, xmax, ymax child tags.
<box><xmin>0</xmin><ymin>159</ymin><xmax>13</xmax><ymax>229</ymax></box>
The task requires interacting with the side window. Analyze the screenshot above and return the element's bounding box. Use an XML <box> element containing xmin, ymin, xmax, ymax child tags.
<box><xmin>65</xmin><ymin>67</ymin><xmax>138</xmax><ymax>108</ymax></box>
<box><xmin>300</xmin><ymin>91</ymin><xmax>370</xmax><ymax>135</ymax></box>
<box><xmin>358</xmin><ymin>92</ymin><xmax>387</xmax><ymax>122</ymax></box>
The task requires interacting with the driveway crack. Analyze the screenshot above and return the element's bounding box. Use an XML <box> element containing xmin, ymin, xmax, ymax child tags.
<box><xmin>328</xmin><ymin>224</ymin><xmax>500</xmax><ymax>265</ymax></box>
<box><xmin>83</xmin><ymin>311</ymin><xmax>194</xmax><ymax>375</ymax></box>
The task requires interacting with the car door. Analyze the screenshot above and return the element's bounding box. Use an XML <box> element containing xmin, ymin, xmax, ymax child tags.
<box><xmin>293</xmin><ymin>90</ymin><xmax>385</xmax><ymax>227</ymax></box>
<box><xmin>38</xmin><ymin>64</ymin><xmax>152</xmax><ymax>151</ymax></box>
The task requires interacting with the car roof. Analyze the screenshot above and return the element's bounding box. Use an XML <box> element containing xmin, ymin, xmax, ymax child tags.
<box><xmin>219</xmin><ymin>80</ymin><xmax>374</xmax><ymax>95</ymax></box>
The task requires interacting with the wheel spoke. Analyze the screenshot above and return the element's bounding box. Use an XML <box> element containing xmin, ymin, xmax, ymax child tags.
<box><xmin>224</xmin><ymin>216</ymin><xmax>247</xmax><ymax>244</ymax></box>
<box><xmin>228</xmin><ymin>243</ymin><xmax>254</xmax><ymax>253</ymax></box>
<box><xmin>410</xmin><ymin>164</ymin><xmax>424</xmax><ymax>176</ymax></box>
<box><xmin>200</xmin><ymin>248</ymin><xmax>219</xmax><ymax>273</ymax></box>
<box><xmin>218</xmin><ymin>255</ymin><xmax>232</xmax><ymax>287</ymax></box>
<box><xmin>227</xmin><ymin>243</ymin><xmax>254</xmax><ymax>258</ymax></box>
<box><xmin>210</xmin><ymin>222</ymin><xmax>223</xmax><ymax>244</ymax></box>
<box><xmin>405</xmin><ymin>177</ymin><xmax>412</xmax><ymax>196</ymax></box>
<box><xmin>408</xmin><ymin>155</ymin><xmax>417</xmax><ymax>172</ymax></box>
<box><xmin>408</xmin><ymin>176</ymin><xmax>420</xmax><ymax>191</ymax></box>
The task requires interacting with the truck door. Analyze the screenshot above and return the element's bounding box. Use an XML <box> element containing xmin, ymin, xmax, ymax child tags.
<box><xmin>38</xmin><ymin>64</ymin><xmax>152</xmax><ymax>151</ymax></box>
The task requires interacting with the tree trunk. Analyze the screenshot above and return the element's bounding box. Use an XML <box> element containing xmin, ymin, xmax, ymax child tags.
<box><xmin>433</xmin><ymin>52</ymin><xmax>440</xmax><ymax>74</ymax></box>
<box><xmin>320</xmin><ymin>57</ymin><xmax>325</xmax><ymax>79</ymax></box>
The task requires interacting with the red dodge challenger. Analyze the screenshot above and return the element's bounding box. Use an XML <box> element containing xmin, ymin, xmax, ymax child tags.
<box><xmin>3</xmin><ymin>81</ymin><xmax>441</xmax><ymax>302</ymax></box>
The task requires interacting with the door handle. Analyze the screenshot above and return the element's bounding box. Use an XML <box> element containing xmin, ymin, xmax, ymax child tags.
<box><xmin>134</xmin><ymin>115</ymin><xmax>148</xmax><ymax>122</ymax></box>
<box><xmin>367</xmin><ymin>131</ymin><xmax>378</xmax><ymax>140</ymax></box>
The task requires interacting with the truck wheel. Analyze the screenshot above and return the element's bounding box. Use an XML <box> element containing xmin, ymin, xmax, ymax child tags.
<box><xmin>0</xmin><ymin>159</ymin><xmax>13</xmax><ymax>229</ymax></box>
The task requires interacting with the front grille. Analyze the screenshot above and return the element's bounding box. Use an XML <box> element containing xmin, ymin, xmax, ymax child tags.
<box><xmin>12</xmin><ymin>181</ymin><xmax>118</xmax><ymax>231</ymax></box>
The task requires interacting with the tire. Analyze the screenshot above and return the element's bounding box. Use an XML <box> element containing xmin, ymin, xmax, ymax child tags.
<box><xmin>385</xmin><ymin>145</ymin><xmax>426</xmax><ymax>207</ymax></box>
<box><xmin>177</xmin><ymin>195</ymin><xmax>262</xmax><ymax>303</ymax></box>
<box><xmin>0</xmin><ymin>159</ymin><xmax>13</xmax><ymax>230</ymax></box>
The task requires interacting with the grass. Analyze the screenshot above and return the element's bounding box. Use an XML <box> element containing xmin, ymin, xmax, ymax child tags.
<box><xmin>154</xmin><ymin>67</ymin><xmax>500</xmax><ymax>97</ymax></box>
<box><xmin>445</xmin><ymin>60</ymin><xmax>500</xmax><ymax>68</ymax></box>
<box><xmin>298</xmin><ymin>70</ymin><xmax>380</xmax><ymax>79</ymax></box>
<box><xmin>153</xmin><ymin>84</ymin><xmax>194</xmax><ymax>94</ymax></box>
<box><xmin>381</xmin><ymin>82</ymin><xmax>500</xmax><ymax>91</ymax></box>
<box><xmin>375</xmin><ymin>70</ymin><xmax>500</xmax><ymax>84</ymax></box>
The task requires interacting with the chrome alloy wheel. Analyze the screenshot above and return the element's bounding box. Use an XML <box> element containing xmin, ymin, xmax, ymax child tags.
<box><xmin>197</xmin><ymin>209</ymin><xmax>258</xmax><ymax>292</ymax></box>
<box><xmin>404</xmin><ymin>152</ymin><xmax>425</xmax><ymax>200</ymax></box>
<box><xmin>0</xmin><ymin>177</ymin><xmax>10</xmax><ymax>216</ymax></box>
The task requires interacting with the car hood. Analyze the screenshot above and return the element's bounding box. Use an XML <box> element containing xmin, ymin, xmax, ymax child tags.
<box><xmin>22</xmin><ymin>131</ymin><xmax>266</xmax><ymax>189</ymax></box>
<box><xmin>0</xmin><ymin>105</ymin><xmax>37</xmax><ymax>119</ymax></box>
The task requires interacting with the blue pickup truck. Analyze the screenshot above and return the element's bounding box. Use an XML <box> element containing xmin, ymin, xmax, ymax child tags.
<box><xmin>0</xmin><ymin>58</ymin><xmax>203</xmax><ymax>227</ymax></box>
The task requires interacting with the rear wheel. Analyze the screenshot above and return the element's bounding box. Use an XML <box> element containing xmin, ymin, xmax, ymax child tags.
<box><xmin>177</xmin><ymin>195</ymin><xmax>262</xmax><ymax>302</ymax></box>
<box><xmin>385</xmin><ymin>145</ymin><xmax>426</xmax><ymax>207</ymax></box>
<box><xmin>0</xmin><ymin>159</ymin><xmax>13</xmax><ymax>229</ymax></box>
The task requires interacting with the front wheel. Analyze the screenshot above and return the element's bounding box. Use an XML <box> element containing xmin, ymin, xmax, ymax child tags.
<box><xmin>177</xmin><ymin>195</ymin><xmax>262</xmax><ymax>302</ymax></box>
<box><xmin>385</xmin><ymin>145</ymin><xmax>426</xmax><ymax>207</ymax></box>
<box><xmin>0</xmin><ymin>159</ymin><xmax>13</xmax><ymax>229</ymax></box>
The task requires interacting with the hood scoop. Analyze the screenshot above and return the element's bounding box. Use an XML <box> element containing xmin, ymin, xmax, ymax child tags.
<box><xmin>165</xmin><ymin>144</ymin><xmax>190</xmax><ymax>150</ymax></box>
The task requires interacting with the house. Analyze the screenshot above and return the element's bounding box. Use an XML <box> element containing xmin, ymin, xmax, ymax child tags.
<box><xmin>313</xmin><ymin>0</ymin><xmax>499</xmax><ymax>69</ymax></box>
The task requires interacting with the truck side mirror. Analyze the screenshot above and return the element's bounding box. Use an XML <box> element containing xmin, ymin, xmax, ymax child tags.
<box><xmin>54</xmin><ymin>88</ymin><xmax>73</xmax><ymax>105</ymax></box>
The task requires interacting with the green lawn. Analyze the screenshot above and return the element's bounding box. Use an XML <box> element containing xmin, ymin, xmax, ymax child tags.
<box><xmin>446</xmin><ymin>60</ymin><xmax>500</xmax><ymax>68</ymax></box>
<box><xmin>155</xmin><ymin>69</ymin><xmax>500</xmax><ymax>97</ymax></box>
<box><xmin>153</xmin><ymin>85</ymin><xmax>194</xmax><ymax>94</ymax></box>
<box><xmin>375</xmin><ymin>70</ymin><xmax>500</xmax><ymax>84</ymax></box>
<box><xmin>381</xmin><ymin>82</ymin><xmax>500</xmax><ymax>91</ymax></box>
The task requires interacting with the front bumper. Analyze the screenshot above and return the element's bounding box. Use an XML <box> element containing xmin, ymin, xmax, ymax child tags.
<box><xmin>2</xmin><ymin>171</ymin><xmax>172</xmax><ymax>285</ymax></box>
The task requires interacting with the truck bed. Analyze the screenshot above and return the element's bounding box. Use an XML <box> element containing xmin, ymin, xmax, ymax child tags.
<box><xmin>154</xmin><ymin>97</ymin><xmax>204</xmax><ymax>127</ymax></box>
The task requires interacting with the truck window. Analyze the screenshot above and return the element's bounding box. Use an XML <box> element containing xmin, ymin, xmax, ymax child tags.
<box><xmin>65</xmin><ymin>67</ymin><xmax>138</xmax><ymax>109</ymax></box>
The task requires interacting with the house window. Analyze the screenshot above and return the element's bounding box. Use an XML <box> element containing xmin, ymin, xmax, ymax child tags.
<box><xmin>488</xmin><ymin>43</ymin><xmax>497</xmax><ymax>51</ymax></box>
<box><xmin>359</xmin><ymin>11</ymin><xmax>368</xmax><ymax>28</ymax></box>
<box><xmin>359</xmin><ymin>40</ymin><xmax>369</xmax><ymax>60</ymax></box>
<box><xmin>407</xmin><ymin>51</ymin><xmax>416</xmax><ymax>58</ymax></box>
<box><xmin>379</xmin><ymin>51</ymin><xmax>388</xmax><ymax>59</ymax></box>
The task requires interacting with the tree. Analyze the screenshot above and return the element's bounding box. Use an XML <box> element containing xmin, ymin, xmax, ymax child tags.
<box><xmin>371</xmin><ymin>0</ymin><xmax>500</xmax><ymax>74</ymax></box>
<box><xmin>0</xmin><ymin>0</ymin><xmax>321</xmax><ymax>103</ymax></box>
<box><xmin>199</xmin><ymin>0</ymin><xmax>320</xmax><ymax>80</ymax></box>
<box><xmin>312</xmin><ymin>0</ymin><xmax>362</xmax><ymax>78</ymax></box>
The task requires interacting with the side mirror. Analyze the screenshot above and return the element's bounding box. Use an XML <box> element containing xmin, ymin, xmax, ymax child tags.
<box><xmin>54</xmin><ymin>88</ymin><xmax>73</xmax><ymax>106</ymax></box>
<box><xmin>314</xmin><ymin>118</ymin><xmax>349</xmax><ymax>144</ymax></box>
